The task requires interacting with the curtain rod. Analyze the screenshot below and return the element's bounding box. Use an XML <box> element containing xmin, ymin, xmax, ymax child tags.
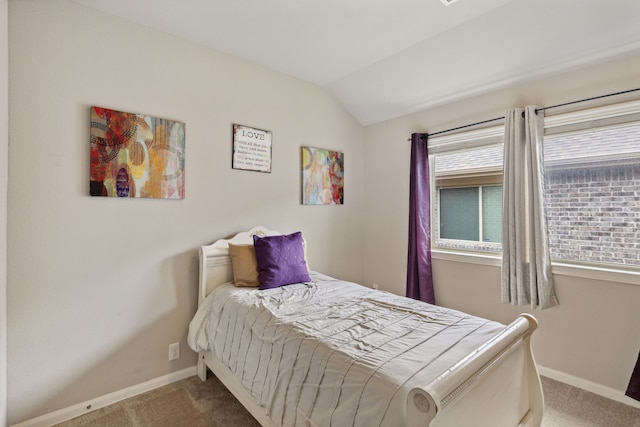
<box><xmin>429</xmin><ymin>116</ymin><xmax>504</xmax><ymax>137</ymax></box>
<box><xmin>536</xmin><ymin>87</ymin><xmax>640</xmax><ymax>113</ymax></box>
<box><xmin>408</xmin><ymin>86</ymin><xmax>640</xmax><ymax>140</ymax></box>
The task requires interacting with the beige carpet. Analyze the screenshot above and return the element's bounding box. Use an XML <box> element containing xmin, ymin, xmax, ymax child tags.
<box><xmin>540</xmin><ymin>376</ymin><xmax>640</xmax><ymax>427</ymax></box>
<box><xmin>55</xmin><ymin>375</ymin><xmax>640</xmax><ymax>427</ymax></box>
<box><xmin>54</xmin><ymin>375</ymin><xmax>259</xmax><ymax>427</ymax></box>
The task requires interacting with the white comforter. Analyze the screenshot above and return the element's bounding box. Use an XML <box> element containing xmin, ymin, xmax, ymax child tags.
<box><xmin>188</xmin><ymin>272</ymin><xmax>504</xmax><ymax>427</ymax></box>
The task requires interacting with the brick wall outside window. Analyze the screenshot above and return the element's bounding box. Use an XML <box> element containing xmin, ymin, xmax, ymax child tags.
<box><xmin>545</xmin><ymin>162</ymin><xmax>640</xmax><ymax>267</ymax></box>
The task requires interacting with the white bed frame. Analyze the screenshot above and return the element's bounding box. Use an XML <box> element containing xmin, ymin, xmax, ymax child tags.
<box><xmin>196</xmin><ymin>226</ymin><xmax>544</xmax><ymax>427</ymax></box>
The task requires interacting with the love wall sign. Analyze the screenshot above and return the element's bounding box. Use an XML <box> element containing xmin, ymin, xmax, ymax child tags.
<box><xmin>232</xmin><ymin>124</ymin><xmax>272</xmax><ymax>173</ymax></box>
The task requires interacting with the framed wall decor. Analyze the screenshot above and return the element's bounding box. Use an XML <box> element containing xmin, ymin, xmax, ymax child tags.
<box><xmin>301</xmin><ymin>146</ymin><xmax>344</xmax><ymax>205</ymax></box>
<box><xmin>90</xmin><ymin>106</ymin><xmax>186</xmax><ymax>199</ymax></box>
<box><xmin>232</xmin><ymin>124</ymin><xmax>272</xmax><ymax>173</ymax></box>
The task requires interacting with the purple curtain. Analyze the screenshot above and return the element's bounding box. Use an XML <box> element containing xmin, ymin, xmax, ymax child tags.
<box><xmin>627</xmin><ymin>351</ymin><xmax>640</xmax><ymax>401</ymax></box>
<box><xmin>406</xmin><ymin>133</ymin><xmax>435</xmax><ymax>304</ymax></box>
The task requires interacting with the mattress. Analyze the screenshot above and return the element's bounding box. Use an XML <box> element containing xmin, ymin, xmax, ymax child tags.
<box><xmin>188</xmin><ymin>272</ymin><xmax>505</xmax><ymax>427</ymax></box>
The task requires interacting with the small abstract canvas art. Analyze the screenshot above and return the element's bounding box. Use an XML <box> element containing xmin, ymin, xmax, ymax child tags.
<box><xmin>90</xmin><ymin>106</ymin><xmax>185</xmax><ymax>199</ymax></box>
<box><xmin>301</xmin><ymin>146</ymin><xmax>344</xmax><ymax>205</ymax></box>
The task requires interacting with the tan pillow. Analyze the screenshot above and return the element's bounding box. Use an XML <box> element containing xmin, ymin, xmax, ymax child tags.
<box><xmin>228</xmin><ymin>243</ymin><xmax>260</xmax><ymax>287</ymax></box>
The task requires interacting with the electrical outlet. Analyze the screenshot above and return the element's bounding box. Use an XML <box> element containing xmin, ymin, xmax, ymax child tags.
<box><xmin>372</xmin><ymin>283</ymin><xmax>379</xmax><ymax>290</ymax></box>
<box><xmin>169</xmin><ymin>342</ymin><xmax>180</xmax><ymax>361</ymax></box>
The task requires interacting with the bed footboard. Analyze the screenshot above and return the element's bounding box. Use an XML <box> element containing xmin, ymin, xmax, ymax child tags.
<box><xmin>406</xmin><ymin>314</ymin><xmax>542</xmax><ymax>427</ymax></box>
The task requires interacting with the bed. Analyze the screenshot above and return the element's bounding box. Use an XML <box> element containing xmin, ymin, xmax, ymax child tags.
<box><xmin>187</xmin><ymin>226</ymin><xmax>543</xmax><ymax>427</ymax></box>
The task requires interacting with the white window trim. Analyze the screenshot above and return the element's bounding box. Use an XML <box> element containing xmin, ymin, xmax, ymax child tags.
<box><xmin>431</xmin><ymin>250</ymin><xmax>640</xmax><ymax>286</ymax></box>
<box><xmin>544</xmin><ymin>98</ymin><xmax>640</xmax><ymax>134</ymax></box>
<box><xmin>428</xmin><ymin>125</ymin><xmax>503</xmax><ymax>154</ymax></box>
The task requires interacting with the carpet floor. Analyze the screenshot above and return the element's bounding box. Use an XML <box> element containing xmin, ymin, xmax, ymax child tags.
<box><xmin>54</xmin><ymin>375</ymin><xmax>640</xmax><ymax>427</ymax></box>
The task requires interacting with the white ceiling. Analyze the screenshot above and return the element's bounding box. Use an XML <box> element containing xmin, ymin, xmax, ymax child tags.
<box><xmin>72</xmin><ymin>0</ymin><xmax>640</xmax><ymax>125</ymax></box>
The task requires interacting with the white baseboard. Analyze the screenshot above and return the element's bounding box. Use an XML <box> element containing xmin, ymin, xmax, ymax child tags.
<box><xmin>11</xmin><ymin>366</ymin><xmax>197</xmax><ymax>427</ymax></box>
<box><xmin>538</xmin><ymin>365</ymin><xmax>640</xmax><ymax>409</ymax></box>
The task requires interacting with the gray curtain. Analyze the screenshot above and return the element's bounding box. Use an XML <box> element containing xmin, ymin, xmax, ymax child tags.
<box><xmin>501</xmin><ymin>106</ymin><xmax>558</xmax><ymax>309</ymax></box>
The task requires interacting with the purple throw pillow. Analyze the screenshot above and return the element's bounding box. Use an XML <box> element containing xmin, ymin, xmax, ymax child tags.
<box><xmin>253</xmin><ymin>232</ymin><xmax>310</xmax><ymax>290</ymax></box>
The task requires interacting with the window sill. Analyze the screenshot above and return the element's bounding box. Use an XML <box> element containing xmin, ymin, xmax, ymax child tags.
<box><xmin>431</xmin><ymin>249</ymin><xmax>640</xmax><ymax>286</ymax></box>
<box><xmin>552</xmin><ymin>262</ymin><xmax>640</xmax><ymax>286</ymax></box>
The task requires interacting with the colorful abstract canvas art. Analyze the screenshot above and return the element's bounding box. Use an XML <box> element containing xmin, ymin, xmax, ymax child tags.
<box><xmin>90</xmin><ymin>106</ymin><xmax>185</xmax><ymax>199</ymax></box>
<box><xmin>301</xmin><ymin>146</ymin><xmax>344</xmax><ymax>205</ymax></box>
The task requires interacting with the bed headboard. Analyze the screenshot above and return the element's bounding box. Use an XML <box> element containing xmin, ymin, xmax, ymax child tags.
<box><xmin>198</xmin><ymin>226</ymin><xmax>283</xmax><ymax>304</ymax></box>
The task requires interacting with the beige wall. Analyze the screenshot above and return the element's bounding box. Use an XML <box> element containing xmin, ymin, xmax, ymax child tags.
<box><xmin>363</xmin><ymin>53</ymin><xmax>640</xmax><ymax>398</ymax></box>
<box><xmin>1</xmin><ymin>1</ymin><xmax>8</xmax><ymax>426</ymax></box>
<box><xmin>7</xmin><ymin>0</ymin><xmax>364</xmax><ymax>424</ymax></box>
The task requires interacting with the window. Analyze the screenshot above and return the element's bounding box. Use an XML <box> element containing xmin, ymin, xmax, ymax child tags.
<box><xmin>440</xmin><ymin>187</ymin><xmax>479</xmax><ymax>241</ymax></box>
<box><xmin>543</xmin><ymin>120</ymin><xmax>640</xmax><ymax>268</ymax></box>
<box><xmin>429</xmin><ymin>99</ymin><xmax>640</xmax><ymax>272</ymax></box>
<box><xmin>431</xmin><ymin>136</ymin><xmax>503</xmax><ymax>253</ymax></box>
<box><xmin>439</xmin><ymin>185</ymin><xmax>502</xmax><ymax>242</ymax></box>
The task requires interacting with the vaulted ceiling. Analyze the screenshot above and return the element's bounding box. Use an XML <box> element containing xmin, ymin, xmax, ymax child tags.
<box><xmin>72</xmin><ymin>0</ymin><xmax>640</xmax><ymax>125</ymax></box>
